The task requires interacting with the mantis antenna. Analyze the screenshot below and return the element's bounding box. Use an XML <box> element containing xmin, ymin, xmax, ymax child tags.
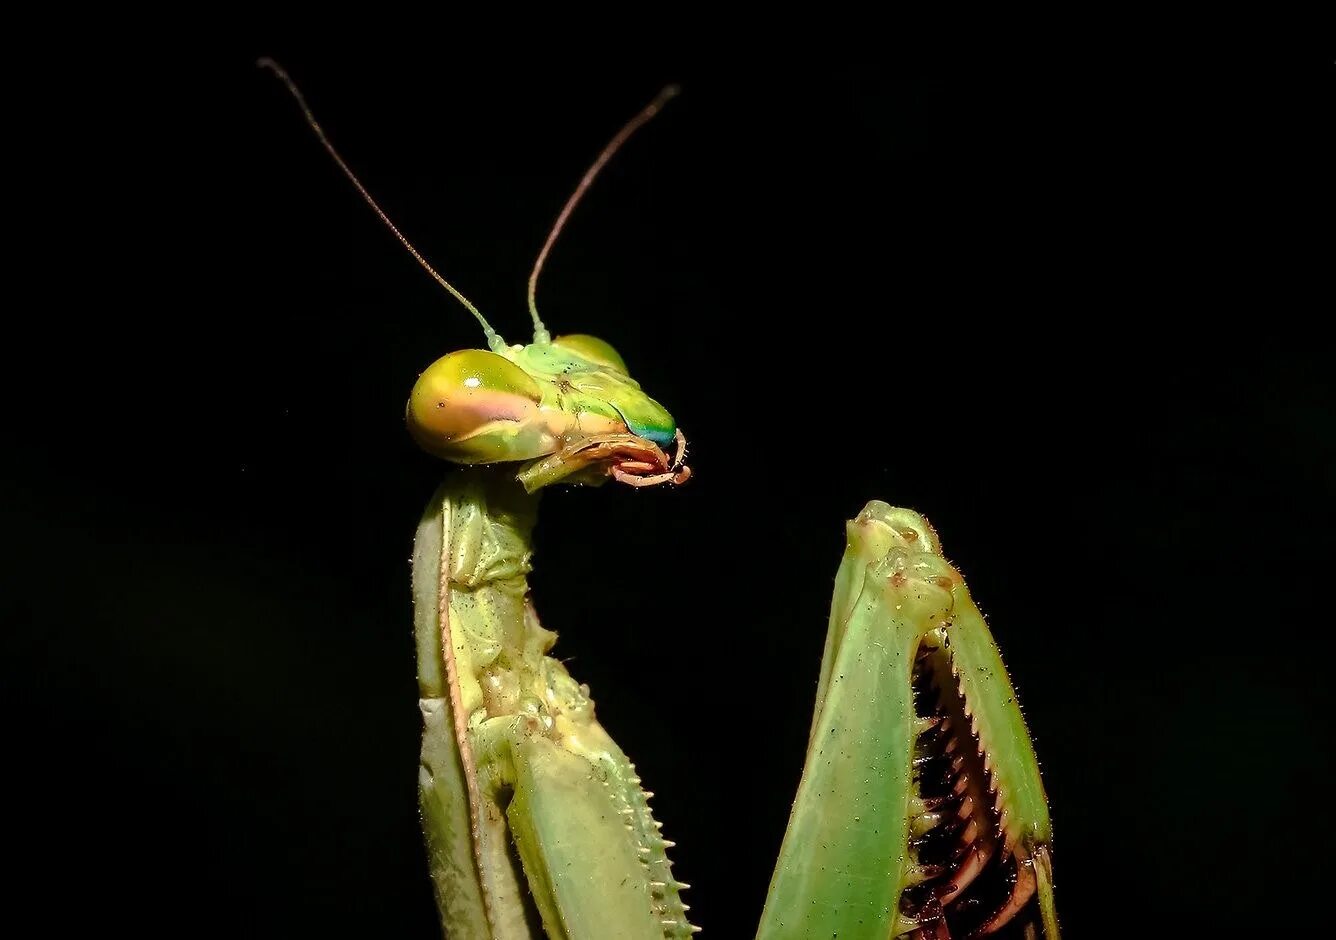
<box><xmin>258</xmin><ymin>58</ymin><xmax>506</xmax><ymax>353</ymax></box>
<box><xmin>526</xmin><ymin>85</ymin><xmax>680</xmax><ymax>345</ymax></box>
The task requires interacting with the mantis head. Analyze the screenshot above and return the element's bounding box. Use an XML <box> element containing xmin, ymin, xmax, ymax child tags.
<box><xmin>260</xmin><ymin>60</ymin><xmax>688</xmax><ymax>493</ymax></box>
<box><xmin>406</xmin><ymin>334</ymin><xmax>689</xmax><ymax>492</ymax></box>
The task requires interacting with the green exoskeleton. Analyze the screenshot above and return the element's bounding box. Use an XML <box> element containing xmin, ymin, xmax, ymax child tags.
<box><xmin>262</xmin><ymin>60</ymin><xmax>1059</xmax><ymax>939</ymax></box>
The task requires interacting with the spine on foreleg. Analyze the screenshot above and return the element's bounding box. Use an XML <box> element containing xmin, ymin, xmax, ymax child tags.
<box><xmin>599</xmin><ymin>747</ymin><xmax>695</xmax><ymax>937</ymax></box>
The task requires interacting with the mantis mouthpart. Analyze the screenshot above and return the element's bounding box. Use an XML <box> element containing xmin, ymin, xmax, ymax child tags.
<box><xmin>262</xmin><ymin>60</ymin><xmax>1059</xmax><ymax>939</ymax></box>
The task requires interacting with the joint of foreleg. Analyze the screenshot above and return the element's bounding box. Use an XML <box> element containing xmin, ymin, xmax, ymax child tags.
<box><xmin>871</xmin><ymin>546</ymin><xmax>959</xmax><ymax>632</ymax></box>
<box><xmin>853</xmin><ymin>501</ymin><xmax>944</xmax><ymax>555</ymax></box>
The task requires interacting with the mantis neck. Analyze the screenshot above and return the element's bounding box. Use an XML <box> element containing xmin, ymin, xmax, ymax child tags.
<box><xmin>416</xmin><ymin>469</ymin><xmax>552</xmax><ymax>720</ymax></box>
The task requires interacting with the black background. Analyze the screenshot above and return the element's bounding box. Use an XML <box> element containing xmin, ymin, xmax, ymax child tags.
<box><xmin>7</xmin><ymin>31</ymin><xmax>1334</xmax><ymax>937</ymax></box>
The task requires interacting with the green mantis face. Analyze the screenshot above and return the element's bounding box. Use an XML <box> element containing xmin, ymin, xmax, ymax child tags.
<box><xmin>406</xmin><ymin>334</ymin><xmax>690</xmax><ymax>492</ymax></box>
<box><xmin>253</xmin><ymin>60</ymin><xmax>687</xmax><ymax>494</ymax></box>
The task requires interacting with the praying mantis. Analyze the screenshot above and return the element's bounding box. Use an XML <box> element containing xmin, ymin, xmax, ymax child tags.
<box><xmin>261</xmin><ymin>61</ymin><xmax>1059</xmax><ymax>939</ymax></box>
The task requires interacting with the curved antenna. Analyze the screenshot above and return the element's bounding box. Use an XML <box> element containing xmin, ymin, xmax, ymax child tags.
<box><xmin>526</xmin><ymin>85</ymin><xmax>680</xmax><ymax>344</ymax></box>
<box><xmin>258</xmin><ymin>58</ymin><xmax>505</xmax><ymax>352</ymax></box>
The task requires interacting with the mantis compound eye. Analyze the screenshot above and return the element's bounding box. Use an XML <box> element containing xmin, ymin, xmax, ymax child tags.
<box><xmin>550</xmin><ymin>334</ymin><xmax>628</xmax><ymax>374</ymax></box>
<box><xmin>406</xmin><ymin>349</ymin><xmax>551</xmax><ymax>463</ymax></box>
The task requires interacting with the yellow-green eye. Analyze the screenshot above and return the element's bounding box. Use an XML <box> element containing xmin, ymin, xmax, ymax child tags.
<box><xmin>406</xmin><ymin>349</ymin><xmax>550</xmax><ymax>462</ymax></box>
<box><xmin>551</xmin><ymin>334</ymin><xmax>628</xmax><ymax>374</ymax></box>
